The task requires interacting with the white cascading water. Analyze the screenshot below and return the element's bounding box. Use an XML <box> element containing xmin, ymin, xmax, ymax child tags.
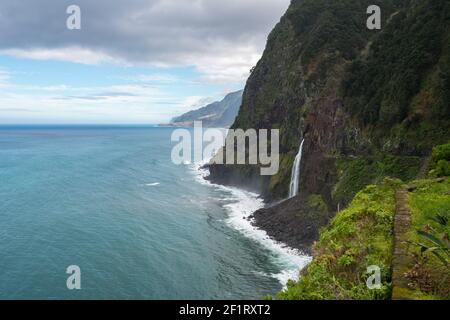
<box><xmin>288</xmin><ymin>139</ymin><xmax>305</xmax><ymax>198</ymax></box>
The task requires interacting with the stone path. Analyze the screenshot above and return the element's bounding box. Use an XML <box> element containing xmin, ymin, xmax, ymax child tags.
<box><xmin>391</xmin><ymin>189</ymin><xmax>415</xmax><ymax>300</ymax></box>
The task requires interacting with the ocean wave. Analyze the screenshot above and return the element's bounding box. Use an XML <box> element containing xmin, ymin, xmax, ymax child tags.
<box><xmin>191</xmin><ymin>161</ymin><xmax>311</xmax><ymax>288</ymax></box>
<box><xmin>145</xmin><ymin>182</ymin><xmax>160</xmax><ymax>186</ymax></box>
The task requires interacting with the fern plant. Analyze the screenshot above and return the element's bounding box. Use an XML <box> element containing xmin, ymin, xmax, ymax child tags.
<box><xmin>410</xmin><ymin>213</ymin><xmax>450</xmax><ymax>267</ymax></box>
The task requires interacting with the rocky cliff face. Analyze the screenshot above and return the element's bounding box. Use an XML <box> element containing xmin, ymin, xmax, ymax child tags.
<box><xmin>207</xmin><ymin>0</ymin><xmax>450</xmax><ymax>250</ymax></box>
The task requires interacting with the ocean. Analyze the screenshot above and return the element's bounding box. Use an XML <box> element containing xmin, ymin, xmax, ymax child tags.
<box><xmin>0</xmin><ymin>126</ymin><xmax>310</xmax><ymax>299</ymax></box>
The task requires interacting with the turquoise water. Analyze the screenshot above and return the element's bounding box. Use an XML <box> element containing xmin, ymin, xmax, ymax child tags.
<box><xmin>0</xmin><ymin>126</ymin><xmax>308</xmax><ymax>299</ymax></box>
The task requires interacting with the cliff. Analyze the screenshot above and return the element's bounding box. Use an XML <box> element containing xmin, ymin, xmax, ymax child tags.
<box><xmin>207</xmin><ymin>0</ymin><xmax>450</xmax><ymax>251</ymax></box>
<box><xmin>170</xmin><ymin>90</ymin><xmax>243</xmax><ymax>128</ymax></box>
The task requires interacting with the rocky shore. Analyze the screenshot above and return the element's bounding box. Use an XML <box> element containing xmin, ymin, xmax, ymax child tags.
<box><xmin>250</xmin><ymin>196</ymin><xmax>331</xmax><ymax>254</ymax></box>
<box><xmin>205</xmin><ymin>163</ymin><xmax>333</xmax><ymax>253</ymax></box>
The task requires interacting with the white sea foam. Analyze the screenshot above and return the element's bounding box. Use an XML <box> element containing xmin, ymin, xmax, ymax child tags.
<box><xmin>191</xmin><ymin>160</ymin><xmax>311</xmax><ymax>288</ymax></box>
<box><xmin>145</xmin><ymin>182</ymin><xmax>160</xmax><ymax>186</ymax></box>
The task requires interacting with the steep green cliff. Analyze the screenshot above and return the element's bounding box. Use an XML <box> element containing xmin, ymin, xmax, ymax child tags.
<box><xmin>206</xmin><ymin>0</ymin><xmax>450</xmax><ymax>300</ymax></box>
<box><xmin>207</xmin><ymin>0</ymin><xmax>450</xmax><ymax>239</ymax></box>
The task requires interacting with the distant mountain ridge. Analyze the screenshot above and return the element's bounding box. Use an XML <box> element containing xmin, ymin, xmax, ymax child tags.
<box><xmin>170</xmin><ymin>90</ymin><xmax>243</xmax><ymax>128</ymax></box>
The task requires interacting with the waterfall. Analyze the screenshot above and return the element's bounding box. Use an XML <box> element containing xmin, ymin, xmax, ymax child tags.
<box><xmin>288</xmin><ymin>139</ymin><xmax>305</xmax><ymax>198</ymax></box>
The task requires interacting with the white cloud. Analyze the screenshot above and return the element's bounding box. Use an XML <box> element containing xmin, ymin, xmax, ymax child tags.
<box><xmin>0</xmin><ymin>70</ymin><xmax>12</xmax><ymax>88</ymax></box>
<box><xmin>0</xmin><ymin>0</ymin><xmax>291</xmax><ymax>123</ymax></box>
<box><xmin>124</xmin><ymin>73</ymin><xmax>180</xmax><ymax>84</ymax></box>
<box><xmin>0</xmin><ymin>77</ymin><xmax>220</xmax><ymax>123</ymax></box>
<box><xmin>0</xmin><ymin>0</ymin><xmax>290</xmax><ymax>84</ymax></box>
<box><xmin>0</xmin><ymin>48</ymin><xmax>125</xmax><ymax>65</ymax></box>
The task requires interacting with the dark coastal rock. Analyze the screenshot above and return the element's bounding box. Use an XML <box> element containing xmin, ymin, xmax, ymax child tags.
<box><xmin>204</xmin><ymin>163</ymin><xmax>271</xmax><ymax>196</ymax></box>
<box><xmin>252</xmin><ymin>194</ymin><xmax>333</xmax><ymax>254</ymax></box>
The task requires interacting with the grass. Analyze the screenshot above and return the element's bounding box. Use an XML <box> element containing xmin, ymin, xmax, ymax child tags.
<box><xmin>277</xmin><ymin>178</ymin><xmax>400</xmax><ymax>300</ymax></box>
<box><xmin>404</xmin><ymin>177</ymin><xmax>450</xmax><ymax>299</ymax></box>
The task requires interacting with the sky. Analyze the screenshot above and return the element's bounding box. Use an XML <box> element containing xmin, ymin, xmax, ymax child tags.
<box><xmin>0</xmin><ymin>0</ymin><xmax>290</xmax><ymax>124</ymax></box>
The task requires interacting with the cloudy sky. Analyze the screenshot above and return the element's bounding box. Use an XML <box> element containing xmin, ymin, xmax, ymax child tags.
<box><xmin>0</xmin><ymin>0</ymin><xmax>290</xmax><ymax>124</ymax></box>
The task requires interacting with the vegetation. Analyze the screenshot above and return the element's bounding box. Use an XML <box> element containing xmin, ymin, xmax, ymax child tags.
<box><xmin>333</xmin><ymin>155</ymin><xmax>421</xmax><ymax>205</ymax></box>
<box><xmin>206</xmin><ymin>0</ymin><xmax>450</xmax><ymax>299</ymax></box>
<box><xmin>277</xmin><ymin>140</ymin><xmax>450</xmax><ymax>300</ymax></box>
<box><xmin>342</xmin><ymin>0</ymin><xmax>449</xmax><ymax>125</ymax></box>
<box><xmin>218</xmin><ymin>0</ymin><xmax>449</xmax><ymax>203</ymax></box>
<box><xmin>278</xmin><ymin>179</ymin><xmax>400</xmax><ymax>300</ymax></box>
<box><xmin>405</xmin><ymin>177</ymin><xmax>450</xmax><ymax>299</ymax></box>
<box><xmin>278</xmin><ymin>176</ymin><xmax>449</xmax><ymax>300</ymax></box>
<box><xmin>341</xmin><ymin>0</ymin><xmax>450</xmax><ymax>154</ymax></box>
<box><xmin>429</xmin><ymin>142</ymin><xmax>450</xmax><ymax>177</ymax></box>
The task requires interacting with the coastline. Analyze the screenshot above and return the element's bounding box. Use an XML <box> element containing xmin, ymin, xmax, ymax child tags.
<box><xmin>251</xmin><ymin>195</ymin><xmax>332</xmax><ymax>255</ymax></box>
<box><xmin>192</xmin><ymin>161</ymin><xmax>311</xmax><ymax>287</ymax></box>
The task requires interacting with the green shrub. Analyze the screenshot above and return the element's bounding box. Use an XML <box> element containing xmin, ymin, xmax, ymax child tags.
<box><xmin>429</xmin><ymin>142</ymin><xmax>450</xmax><ymax>177</ymax></box>
<box><xmin>435</xmin><ymin>160</ymin><xmax>450</xmax><ymax>177</ymax></box>
<box><xmin>333</xmin><ymin>155</ymin><xmax>421</xmax><ymax>205</ymax></box>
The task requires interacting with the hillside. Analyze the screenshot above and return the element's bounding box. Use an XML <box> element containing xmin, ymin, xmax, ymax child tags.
<box><xmin>207</xmin><ymin>0</ymin><xmax>450</xmax><ymax>253</ymax></box>
<box><xmin>170</xmin><ymin>90</ymin><xmax>243</xmax><ymax>128</ymax></box>
<box><xmin>278</xmin><ymin>175</ymin><xmax>449</xmax><ymax>300</ymax></box>
<box><xmin>278</xmin><ymin>179</ymin><xmax>398</xmax><ymax>300</ymax></box>
<box><xmin>278</xmin><ymin>142</ymin><xmax>450</xmax><ymax>299</ymax></box>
